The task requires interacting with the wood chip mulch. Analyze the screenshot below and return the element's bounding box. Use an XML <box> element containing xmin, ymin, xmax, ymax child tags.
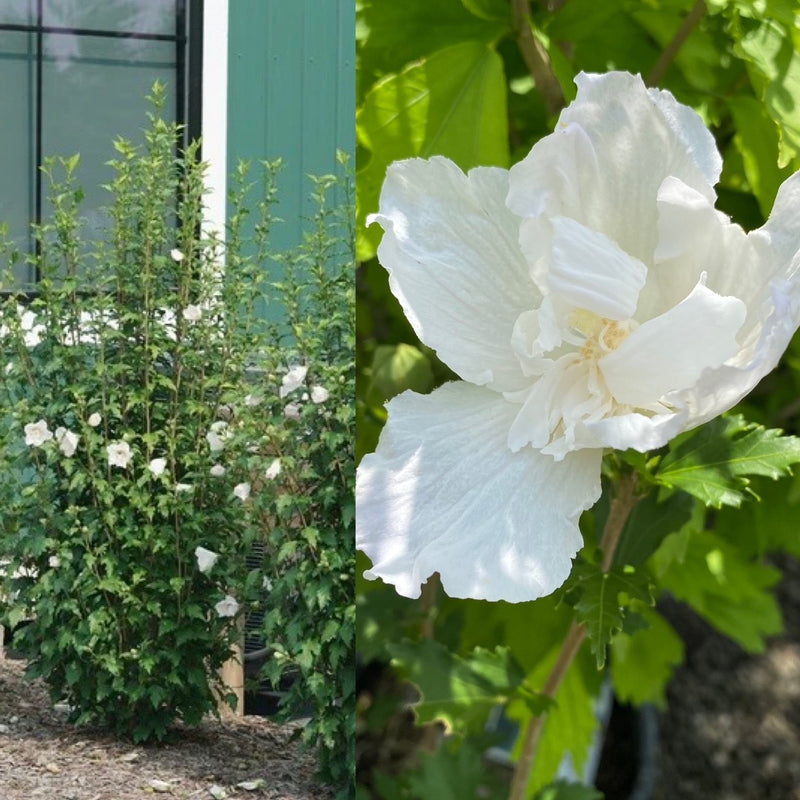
<box><xmin>0</xmin><ymin>657</ymin><xmax>334</xmax><ymax>800</ymax></box>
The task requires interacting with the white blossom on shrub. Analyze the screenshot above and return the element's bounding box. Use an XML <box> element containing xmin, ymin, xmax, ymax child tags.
<box><xmin>170</xmin><ymin>248</ymin><xmax>184</xmax><ymax>262</ymax></box>
<box><xmin>214</xmin><ymin>594</ymin><xmax>239</xmax><ymax>618</ymax></box>
<box><xmin>148</xmin><ymin>457</ymin><xmax>168</xmax><ymax>477</ymax></box>
<box><xmin>284</xmin><ymin>402</ymin><xmax>301</xmax><ymax>421</ymax></box>
<box><xmin>88</xmin><ymin>412</ymin><xmax>102</xmax><ymax>428</ymax></box>
<box><xmin>19</xmin><ymin>307</ymin><xmax>45</xmax><ymax>348</ymax></box>
<box><xmin>209</xmin><ymin>464</ymin><xmax>226</xmax><ymax>477</ymax></box>
<box><xmin>233</xmin><ymin>482</ymin><xmax>251</xmax><ymax>501</ymax></box>
<box><xmin>356</xmin><ymin>70</ymin><xmax>800</xmax><ymax>603</ymax></box>
<box><xmin>182</xmin><ymin>304</ymin><xmax>202</xmax><ymax>322</ymax></box>
<box><xmin>194</xmin><ymin>546</ymin><xmax>219</xmax><ymax>574</ymax></box>
<box><xmin>280</xmin><ymin>364</ymin><xmax>308</xmax><ymax>397</ymax></box>
<box><xmin>55</xmin><ymin>427</ymin><xmax>79</xmax><ymax>457</ymax></box>
<box><xmin>107</xmin><ymin>441</ymin><xmax>133</xmax><ymax>469</ymax></box>
<box><xmin>24</xmin><ymin>419</ymin><xmax>53</xmax><ymax>447</ymax></box>
<box><xmin>310</xmin><ymin>385</ymin><xmax>329</xmax><ymax>404</ymax></box>
<box><xmin>48</xmin><ymin>555</ymin><xmax>61</xmax><ymax>568</ymax></box>
<box><xmin>175</xmin><ymin>483</ymin><xmax>193</xmax><ymax>494</ymax></box>
<box><xmin>206</xmin><ymin>420</ymin><xmax>230</xmax><ymax>452</ymax></box>
<box><xmin>265</xmin><ymin>458</ymin><xmax>281</xmax><ymax>480</ymax></box>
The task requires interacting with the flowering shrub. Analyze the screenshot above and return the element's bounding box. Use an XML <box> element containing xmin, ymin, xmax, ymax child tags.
<box><xmin>358</xmin><ymin>71</ymin><xmax>800</xmax><ymax>603</ymax></box>
<box><xmin>0</xmin><ymin>83</ymin><xmax>354</xmax><ymax>795</ymax></box>
<box><xmin>356</xmin><ymin>9</ymin><xmax>800</xmax><ymax>794</ymax></box>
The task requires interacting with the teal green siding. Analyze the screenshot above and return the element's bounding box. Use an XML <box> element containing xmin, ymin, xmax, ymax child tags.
<box><xmin>227</xmin><ymin>0</ymin><xmax>355</xmax><ymax>254</ymax></box>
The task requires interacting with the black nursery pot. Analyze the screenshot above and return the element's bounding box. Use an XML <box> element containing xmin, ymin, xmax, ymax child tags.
<box><xmin>595</xmin><ymin>701</ymin><xmax>660</xmax><ymax>800</ymax></box>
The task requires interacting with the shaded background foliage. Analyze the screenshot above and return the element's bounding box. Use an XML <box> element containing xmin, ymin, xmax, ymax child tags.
<box><xmin>355</xmin><ymin>1</ymin><xmax>800</xmax><ymax>798</ymax></box>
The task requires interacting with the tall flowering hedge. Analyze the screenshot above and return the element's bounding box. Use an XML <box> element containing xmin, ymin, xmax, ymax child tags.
<box><xmin>0</xmin><ymin>85</ymin><xmax>354</xmax><ymax>796</ymax></box>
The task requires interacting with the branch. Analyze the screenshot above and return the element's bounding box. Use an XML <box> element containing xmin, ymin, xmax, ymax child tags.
<box><xmin>507</xmin><ymin>471</ymin><xmax>640</xmax><ymax>800</ymax></box>
<box><xmin>512</xmin><ymin>0</ymin><xmax>565</xmax><ymax>116</ymax></box>
<box><xmin>646</xmin><ymin>0</ymin><xmax>706</xmax><ymax>87</ymax></box>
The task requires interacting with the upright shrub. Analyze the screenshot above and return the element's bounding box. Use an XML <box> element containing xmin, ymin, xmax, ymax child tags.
<box><xmin>0</xmin><ymin>82</ymin><xmax>355</xmax><ymax>797</ymax></box>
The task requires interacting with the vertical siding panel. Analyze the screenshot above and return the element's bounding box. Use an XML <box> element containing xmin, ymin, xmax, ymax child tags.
<box><xmin>227</xmin><ymin>0</ymin><xmax>353</xmax><ymax>273</ymax></box>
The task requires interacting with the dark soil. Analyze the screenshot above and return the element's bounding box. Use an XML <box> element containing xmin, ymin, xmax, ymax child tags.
<box><xmin>650</xmin><ymin>554</ymin><xmax>800</xmax><ymax>800</ymax></box>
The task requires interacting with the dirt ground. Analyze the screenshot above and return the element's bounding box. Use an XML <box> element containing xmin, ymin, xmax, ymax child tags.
<box><xmin>651</xmin><ymin>554</ymin><xmax>800</xmax><ymax>800</ymax></box>
<box><xmin>0</xmin><ymin>657</ymin><xmax>334</xmax><ymax>800</ymax></box>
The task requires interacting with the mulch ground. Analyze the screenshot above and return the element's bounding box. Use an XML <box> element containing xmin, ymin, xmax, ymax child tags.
<box><xmin>651</xmin><ymin>553</ymin><xmax>800</xmax><ymax>800</ymax></box>
<box><xmin>0</xmin><ymin>657</ymin><xmax>334</xmax><ymax>800</ymax></box>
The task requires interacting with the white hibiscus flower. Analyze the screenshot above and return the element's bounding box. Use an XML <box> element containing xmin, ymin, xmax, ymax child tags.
<box><xmin>280</xmin><ymin>364</ymin><xmax>308</xmax><ymax>398</ymax></box>
<box><xmin>215</xmin><ymin>594</ymin><xmax>239</xmax><ymax>618</ymax></box>
<box><xmin>356</xmin><ymin>71</ymin><xmax>800</xmax><ymax>603</ymax></box>
<box><xmin>194</xmin><ymin>546</ymin><xmax>219</xmax><ymax>574</ymax></box>
<box><xmin>107</xmin><ymin>441</ymin><xmax>133</xmax><ymax>469</ymax></box>
<box><xmin>25</xmin><ymin>419</ymin><xmax>53</xmax><ymax>447</ymax></box>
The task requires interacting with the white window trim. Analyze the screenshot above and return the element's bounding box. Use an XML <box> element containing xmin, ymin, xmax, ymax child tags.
<box><xmin>201</xmin><ymin>0</ymin><xmax>228</xmax><ymax>241</ymax></box>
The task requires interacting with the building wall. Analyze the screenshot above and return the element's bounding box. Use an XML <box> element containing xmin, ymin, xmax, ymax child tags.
<box><xmin>227</xmin><ymin>0</ymin><xmax>355</xmax><ymax>255</ymax></box>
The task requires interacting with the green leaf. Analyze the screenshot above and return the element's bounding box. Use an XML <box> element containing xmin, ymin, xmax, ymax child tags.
<box><xmin>357</xmin><ymin>41</ymin><xmax>509</xmax><ymax>260</ymax></box>
<box><xmin>729</xmin><ymin>95</ymin><xmax>794</xmax><ymax>218</ymax></box>
<box><xmin>652</xmin><ymin>528</ymin><xmax>782</xmax><ymax>653</ymax></box>
<box><xmin>367</xmin><ymin>343</ymin><xmax>435</xmax><ymax>405</ymax></box>
<box><xmin>613</xmin><ymin>490</ymin><xmax>694</xmax><ymax>569</ymax></box>
<box><xmin>610</xmin><ymin>606</ymin><xmax>684</xmax><ymax>710</ymax></box>
<box><xmin>358</xmin><ymin>0</ymin><xmax>510</xmax><ymax>97</ymax></box>
<box><xmin>566</xmin><ymin>563</ymin><xmax>653</xmax><ymax>668</ymax></box>
<box><xmin>406</xmin><ymin>738</ymin><xmax>508</xmax><ymax>800</ymax></box>
<box><xmin>734</xmin><ymin>16</ymin><xmax>800</xmax><ymax>167</ymax></box>
<box><xmin>655</xmin><ymin>415</ymin><xmax>800</xmax><ymax>508</ymax></box>
<box><xmin>507</xmin><ymin>644</ymin><xmax>603</xmax><ymax>793</ymax></box>
<box><xmin>713</xmin><ymin>472</ymin><xmax>800</xmax><ymax>560</ymax></box>
<box><xmin>387</xmin><ymin>639</ymin><xmax>526</xmax><ymax>734</ymax></box>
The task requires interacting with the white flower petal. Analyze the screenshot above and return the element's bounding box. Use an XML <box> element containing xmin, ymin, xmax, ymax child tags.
<box><xmin>57</xmin><ymin>429</ymin><xmax>79</xmax><ymax>457</ymax></box>
<box><xmin>647</xmin><ymin>83</ymin><xmax>722</xmax><ymax>188</ymax></box>
<box><xmin>356</xmin><ymin>382</ymin><xmax>602</xmax><ymax>602</ymax></box>
<box><xmin>369</xmin><ymin>157</ymin><xmax>538</xmax><ymax>393</ymax></box>
<box><xmin>310</xmin><ymin>385</ymin><xmax>329</xmax><ymax>404</ymax></box>
<box><xmin>600</xmin><ymin>280</ymin><xmax>747</xmax><ymax>409</ymax></box>
<box><xmin>148</xmin><ymin>457</ymin><xmax>168</xmax><ymax>477</ymax></box>
<box><xmin>195</xmin><ymin>546</ymin><xmax>219</xmax><ymax>574</ymax></box>
<box><xmin>233</xmin><ymin>482</ymin><xmax>251</xmax><ymax>501</ymax></box>
<box><xmin>280</xmin><ymin>365</ymin><xmax>308</xmax><ymax>397</ymax></box>
<box><xmin>210</xmin><ymin>464</ymin><xmax>226</xmax><ymax>477</ymax></box>
<box><xmin>265</xmin><ymin>458</ymin><xmax>281</xmax><ymax>480</ymax></box>
<box><xmin>509</xmin><ymin>72</ymin><xmax>719</xmax><ymax>263</ymax></box>
<box><xmin>24</xmin><ymin>419</ymin><xmax>53</xmax><ymax>447</ymax></box>
<box><xmin>88</xmin><ymin>412</ymin><xmax>102</xmax><ymax>427</ymax></box>
<box><xmin>547</xmin><ymin>216</ymin><xmax>647</xmax><ymax>320</ymax></box>
<box><xmin>107</xmin><ymin>441</ymin><xmax>133</xmax><ymax>469</ymax></box>
<box><xmin>215</xmin><ymin>594</ymin><xmax>239</xmax><ymax>618</ymax></box>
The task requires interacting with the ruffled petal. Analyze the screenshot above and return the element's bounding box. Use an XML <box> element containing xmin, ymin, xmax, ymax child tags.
<box><xmin>369</xmin><ymin>157</ymin><xmax>539</xmax><ymax>393</ymax></box>
<box><xmin>356</xmin><ymin>382</ymin><xmax>603</xmax><ymax>603</ymax></box>
<box><xmin>508</xmin><ymin>72</ymin><xmax>720</xmax><ymax>264</ymax></box>
<box><xmin>600</xmin><ymin>280</ymin><xmax>746</xmax><ymax>408</ymax></box>
<box><xmin>548</xmin><ymin>216</ymin><xmax>647</xmax><ymax>320</ymax></box>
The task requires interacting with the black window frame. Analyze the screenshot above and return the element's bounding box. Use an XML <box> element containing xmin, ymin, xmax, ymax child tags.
<box><xmin>0</xmin><ymin>0</ymin><xmax>204</xmax><ymax>286</ymax></box>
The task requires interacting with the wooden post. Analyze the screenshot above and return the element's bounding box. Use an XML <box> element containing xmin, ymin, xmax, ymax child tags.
<box><xmin>217</xmin><ymin>618</ymin><xmax>245</xmax><ymax>717</ymax></box>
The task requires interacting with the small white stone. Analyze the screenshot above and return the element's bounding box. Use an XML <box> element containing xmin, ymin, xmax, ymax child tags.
<box><xmin>209</xmin><ymin>786</ymin><xmax>227</xmax><ymax>799</ymax></box>
<box><xmin>236</xmin><ymin>779</ymin><xmax>266</xmax><ymax>791</ymax></box>
<box><xmin>149</xmin><ymin>779</ymin><xmax>172</xmax><ymax>793</ymax></box>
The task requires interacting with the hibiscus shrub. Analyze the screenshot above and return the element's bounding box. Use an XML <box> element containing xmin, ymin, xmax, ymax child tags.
<box><xmin>356</xmin><ymin>5</ymin><xmax>800</xmax><ymax>798</ymax></box>
<box><xmin>0</xmin><ymin>82</ymin><xmax>354</xmax><ymax>788</ymax></box>
<box><xmin>230</xmin><ymin>165</ymin><xmax>356</xmax><ymax>794</ymax></box>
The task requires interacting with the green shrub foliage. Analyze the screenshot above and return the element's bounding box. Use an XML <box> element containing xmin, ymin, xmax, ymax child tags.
<box><xmin>0</xmin><ymin>84</ymin><xmax>354</xmax><ymax>795</ymax></box>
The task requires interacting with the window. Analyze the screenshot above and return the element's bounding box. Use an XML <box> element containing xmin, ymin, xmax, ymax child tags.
<box><xmin>0</xmin><ymin>0</ymin><xmax>203</xmax><ymax>287</ymax></box>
